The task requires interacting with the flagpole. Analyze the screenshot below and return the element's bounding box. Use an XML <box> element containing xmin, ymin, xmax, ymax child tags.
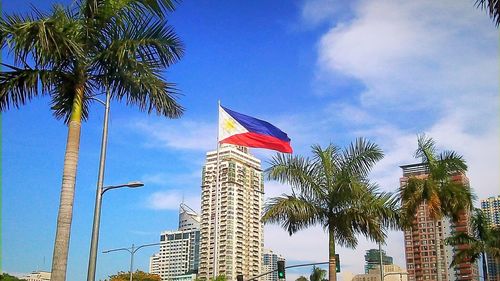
<box><xmin>213</xmin><ymin>100</ymin><xmax>221</xmax><ymax>278</ymax></box>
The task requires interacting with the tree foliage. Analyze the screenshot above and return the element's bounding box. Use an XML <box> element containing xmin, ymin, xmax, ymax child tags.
<box><xmin>263</xmin><ymin>139</ymin><xmax>400</xmax><ymax>281</ymax></box>
<box><xmin>309</xmin><ymin>266</ymin><xmax>327</xmax><ymax>281</ymax></box>
<box><xmin>398</xmin><ymin>135</ymin><xmax>474</xmax><ymax>281</ymax></box>
<box><xmin>445</xmin><ymin>209</ymin><xmax>500</xmax><ymax>281</ymax></box>
<box><xmin>296</xmin><ymin>276</ymin><xmax>308</xmax><ymax>281</ymax></box>
<box><xmin>475</xmin><ymin>0</ymin><xmax>500</xmax><ymax>27</ymax></box>
<box><xmin>0</xmin><ymin>0</ymin><xmax>184</xmax><ymax>280</ymax></box>
<box><xmin>399</xmin><ymin>135</ymin><xmax>474</xmax><ymax>226</ymax></box>
<box><xmin>106</xmin><ymin>270</ymin><xmax>161</xmax><ymax>281</ymax></box>
<box><xmin>0</xmin><ymin>273</ymin><xmax>27</xmax><ymax>281</ymax></box>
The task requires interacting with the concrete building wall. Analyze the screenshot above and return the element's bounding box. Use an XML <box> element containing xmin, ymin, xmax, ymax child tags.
<box><xmin>198</xmin><ymin>145</ymin><xmax>264</xmax><ymax>281</ymax></box>
<box><xmin>352</xmin><ymin>265</ymin><xmax>408</xmax><ymax>281</ymax></box>
<box><xmin>262</xmin><ymin>249</ymin><xmax>285</xmax><ymax>281</ymax></box>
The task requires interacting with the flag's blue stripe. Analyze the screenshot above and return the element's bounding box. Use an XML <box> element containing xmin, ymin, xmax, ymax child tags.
<box><xmin>222</xmin><ymin>106</ymin><xmax>291</xmax><ymax>142</ymax></box>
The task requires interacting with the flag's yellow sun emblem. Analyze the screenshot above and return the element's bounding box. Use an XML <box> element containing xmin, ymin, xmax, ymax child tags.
<box><xmin>223</xmin><ymin>119</ymin><xmax>237</xmax><ymax>132</ymax></box>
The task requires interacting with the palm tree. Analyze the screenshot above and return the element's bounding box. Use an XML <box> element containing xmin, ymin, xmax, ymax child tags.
<box><xmin>296</xmin><ymin>276</ymin><xmax>309</xmax><ymax>281</ymax></box>
<box><xmin>0</xmin><ymin>1</ymin><xmax>184</xmax><ymax>280</ymax></box>
<box><xmin>475</xmin><ymin>0</ymin><xmax>500</xmax><ymax>27</ymax></box>
<box><xmin>489</xmin><ymin>227</ymin><xmax>500</xmax><ymax>281</ymax></box>
<box><xmin>445</xmin><ymin>208</ymin><xmax>500</xmax><ymax>281</ymax></box>
<box><xmin>399</xmin><ymin>135</ymin><xmax>474</xmax><ymax>281</ymax></box>
<box><xmin>262</xmin><ymin>139</ymin><xmax>400</xmax><ymax>281</ymax></box>
<box><xmin>310</xmin><ymin>266</ymin><xmax>327</xmax><ymax>281</ymax></box>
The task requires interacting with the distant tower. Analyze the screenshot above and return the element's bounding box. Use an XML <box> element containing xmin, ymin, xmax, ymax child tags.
<box><xmin>179</xmin><ymin>203</ymin><xmax>201</xmax><ymax>231</ymax></box>
<box><xmin>364</xmin><ymin>249</ymin><xmax>393</xmax><ymax>273</ymax></box>
<box><xmin>481</xmin><ymin>195</ymin><xmax>500</xmax><ymax>281</ymax></box>
<box><xmin>262</xmin><ymin>249</ymin><xmax>285</xmax><ymax>281</ymax></box>
<box><xmin>150</xmin><ymin>204</ymin><xmax>201</xmax><ymax>280</ymax></box>
<box><xmin>198</xmin><ymin>144</ymin><xmax>264</xmax><ymax>281</ymax></box>
<box><xmin>401</xmin><ymin>163</ymin><xmax>479</xmax><ymax>281</ymax></box>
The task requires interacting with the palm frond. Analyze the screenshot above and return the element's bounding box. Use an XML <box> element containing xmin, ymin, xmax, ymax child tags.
<box><xmin>332</xmin><ymin>214</ymin><xmax>358</xmax><ymax>248</ymax></box>
<box><xmin>265</xmin><ymin>153</ymin><xmax>325</xmax><ymax>201</ymax></box>
<box><xmin>91</xmin><ymin>16</ymin><xmax>184</xmax><ymax>118</ymax></box>
<box><xmin>100</xmin><ymin>16</ymin><xmax>184</xmax><ymax>68</ymax></box>
<box><xmin>415</xmin><ymin>134</ymin><xmax>437</xmax><ymax>165</ymax></box>
<box><xmin>439</xmin><ymin>150</ymin><xmax>467</xmax><ymax>173</ymax></box>
<box><xmin>50</xmin><ymin>77</ymin><xmax>93</xmax><ymax>123</ymax></box>
<box><xmin>83</xmin><ymin>0</ymin><xmax>178</xmax><ymax>24</ymax></box>
<box><xmin>0</xmin><ymin>64</ymin><xmax>60</xmax><ymax>110</ymax></box>
<box><xmin>399</xmin><ymin>177</ymin><xmax>426</xmax><ymax>222</ymax></box>
<box><xmin>439</xmin><ymin>182</ymin><xmax>474</xmax><ymax>221</ymax></box>
<box><xmin>0</xmin><ymin>5</ymin><xmax>82</xmax><ymax>67</ymax></box>
<box><xmin>450</xmin><ymin>247</ymin><xmax>481</xmax><ymax>267</ymax></box>
<box><xmin>311</xmin><ymin>143</ymin><xmax>339</xmax><ymax>192</ymax></box>
<box><xmin>340</xmin><ymin>138</ymin><xmax>384</xmax><ymax>178</ymax></box>
<box><xmin>262</xmin><ymin>195</ymin><xmax>322</xmax><ymax>235</ymax></box>
<box><xmin>445</xmin><ymin>232</ymin><xmax>478</xmax><ymax>246</ymax></box>
<box><xmin>475</xmin><ymin>0</ymin><xmax>500</xmax><ymax>27</ymax></box>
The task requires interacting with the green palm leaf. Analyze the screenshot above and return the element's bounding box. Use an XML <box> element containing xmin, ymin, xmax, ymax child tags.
<box><xmin>263</xmin><ymin>139</ymin><xmax>399</xmax><ymax>281</ymax></box>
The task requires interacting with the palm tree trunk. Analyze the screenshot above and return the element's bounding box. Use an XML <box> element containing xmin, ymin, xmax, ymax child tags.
<box><xmin>329</xmin><ymin>228</ymin><xmax>337</xmax><ymax>281</ymax></box>
<box><xmin>435</xmin><ymin>220</ymin><xmax>443</xmax><ymax>281</ymax></box>
<box><xmin>481</xmin><ymin>252</ymin><xmax>488</xmax><ymax>281</ymax></box>
<box><xmin>50</xmin><ymin>85</ymin><xmax>85</xmax><ymax>281</ymax></box>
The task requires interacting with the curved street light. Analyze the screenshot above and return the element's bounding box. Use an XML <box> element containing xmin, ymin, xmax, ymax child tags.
<box><xmin>86</xmin><ymin>88</ymin><xmax>144</xmax><ymax>281</ymax></box>
<box><xmin>103</xmin><ymin>242</ymin><xmax>162</xmax><ymax>281</ymax></box>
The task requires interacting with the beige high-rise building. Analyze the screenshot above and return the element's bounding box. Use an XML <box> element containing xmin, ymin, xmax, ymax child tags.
<box><xmin>198</xmin><ymin>144</ymin><xmax>264</xmax><ymax>281</ymax></box>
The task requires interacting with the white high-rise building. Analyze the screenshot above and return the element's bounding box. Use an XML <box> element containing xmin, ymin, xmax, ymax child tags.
<box><xmin>150</xmin><ymin>204</ymin><xmax>201</xmax><ymax>281</ymax></box>
<box><xmin>198</xmin><ymin>144</ymin><xmax>264</xmax><ymax>281</ymax></box>
<box><xmin>262</xmin><ymin>249</ymin><xmax>285</xmax><ymax>281</ymax></box>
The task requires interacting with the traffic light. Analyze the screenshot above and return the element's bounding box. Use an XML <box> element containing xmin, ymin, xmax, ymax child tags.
<box><xmin>237</xmin><ymin>274</ymin><xmax>244</xmax><ymax>281</ymax></box>
<box><xmin>335</xmin><ymin>254</ymin><xmax>340</xmax><ymax>273</ymax></box>
<box><xmin>277</xmin><ymin>260</ymin><xmax>285</xmax><ymax>279</ymax></box>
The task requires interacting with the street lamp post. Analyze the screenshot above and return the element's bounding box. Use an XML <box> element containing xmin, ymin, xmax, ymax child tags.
<box><xmin>103</xmin><ymin>242</ymin><xmax>162</xmax><ymax>281</ymax></box>
<box><xmin>87</xmin><ymin>182</ymin><xmax>144</xmax><ymax>281</ymax></box>
<box><xmin>86</xmin><ymin>89</ymin><xmax>144</xmax><ymax>281</ymax></box>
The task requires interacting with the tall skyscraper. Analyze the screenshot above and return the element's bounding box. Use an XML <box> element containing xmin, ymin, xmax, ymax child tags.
<box><xmin>401</xmin><ymin>163</ymin><xmax>478</xmax><ymax>281</ymax></box>
<box><xmin>198</xmin><ymin>144</ymin><xmax>264</xmax><ymax>281</ymax></box>
<box><xmin>262</xmin><ymin>249</ymin><xmax>285</xmax><ymax>281</ymax></box>
<box><xmin>481</xmin><ymin>196</ymin><xmax>500</xmax><ymax>281</ymax></box>
<box><xmin>150</xmin><ymin>204</ymin><xmax>201</xmax><ymax>281</ymax></box>
<box><xmin>364</xmin><ymin>249</ymin><xmax>393</xmax><ymax>273</ymax></box>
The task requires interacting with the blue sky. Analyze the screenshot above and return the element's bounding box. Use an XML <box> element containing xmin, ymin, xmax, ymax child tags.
<box><xmin>2</xmin><ymin>0</ymin><xmax>499</xmax><ymax>280</ymax></box>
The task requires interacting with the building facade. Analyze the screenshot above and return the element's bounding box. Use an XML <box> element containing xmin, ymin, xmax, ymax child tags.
<box><xmin>401</xmin><ymin>163</ymin><xmax>478</xmax><ymax>281</ymax></box>
<box><xmin>365</xmin><ymin>249</ymin><xmax>394</xmax><ymax>273</ymax></box>
<box><xmin>150</xmin><ymin>204</ymin><xmax>201</xmax><ymax>281</ymax></box>
<box><xmin>352</xmin><ymin>265</ymin><xmax>408</xmax><ymax>281</ymax></box>
<box><xmin>262</xmin><ymin>249</ymin><xmax>285</xmax><ymax>281</ymax></box>
<box><xmin>198</xmin><ymin>145</ymin><xmax>264</xmax><ymax>281</ymax></box>
<box><xmin>481</xmin><ymin>196</ymin><xmax>500</xmax><ymax>281</ymax></box>
<box><xmin>24</xmin><ymin>271</ymin><xmax>51</xmax><ymax>281</ymax></box>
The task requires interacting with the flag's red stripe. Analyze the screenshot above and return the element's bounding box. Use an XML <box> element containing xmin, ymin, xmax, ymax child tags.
<box><xmin>220</xmin><ymin>132</ymin><xmax>293</xmax><ymax>153</ymax></box>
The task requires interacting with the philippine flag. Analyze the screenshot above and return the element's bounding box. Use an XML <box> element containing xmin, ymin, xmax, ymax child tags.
<box><xmin>218</xmin><ymin>105</ymin><xmax>292</xmax><ymax>153</ymax></box>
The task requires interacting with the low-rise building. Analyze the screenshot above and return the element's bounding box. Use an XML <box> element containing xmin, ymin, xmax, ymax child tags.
<box><xmin>24</xmin><ymin>271</ymin><xmax>51</xmax><ymax>281</ymax></box>
<box><xmin>352</xmin><ymin>265</ymin><xmax>408</xmax><ymax>281</ymax></box>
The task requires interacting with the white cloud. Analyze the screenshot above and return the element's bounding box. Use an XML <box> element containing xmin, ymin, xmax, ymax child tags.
<box><xmin>260</xmin><ymin>0</ymin><xmax>500</xmax><ymax>276</ymax></box>
<box><xmin>301</xmin><ymin>0</ymin><xmax>340</xmax><ymax>26</ymax></box>
<box><xmin>146</xmin><ymin>190</ymin><xmax>201</xmax><ymax>212</ymax></box>
<box><xmin>141</xmin><ymin>171</ymin><xmax>201</xmax><ymax>187</ymax></box>
<box><xmin>132</xmin><ymin>119</ymin><xmax>216</xmax><ymax>151</ymax></box>
<box><xmin>317</xmin><ymin>0</ymin><xmax>497</xmax><ymax>109</ymax></box>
